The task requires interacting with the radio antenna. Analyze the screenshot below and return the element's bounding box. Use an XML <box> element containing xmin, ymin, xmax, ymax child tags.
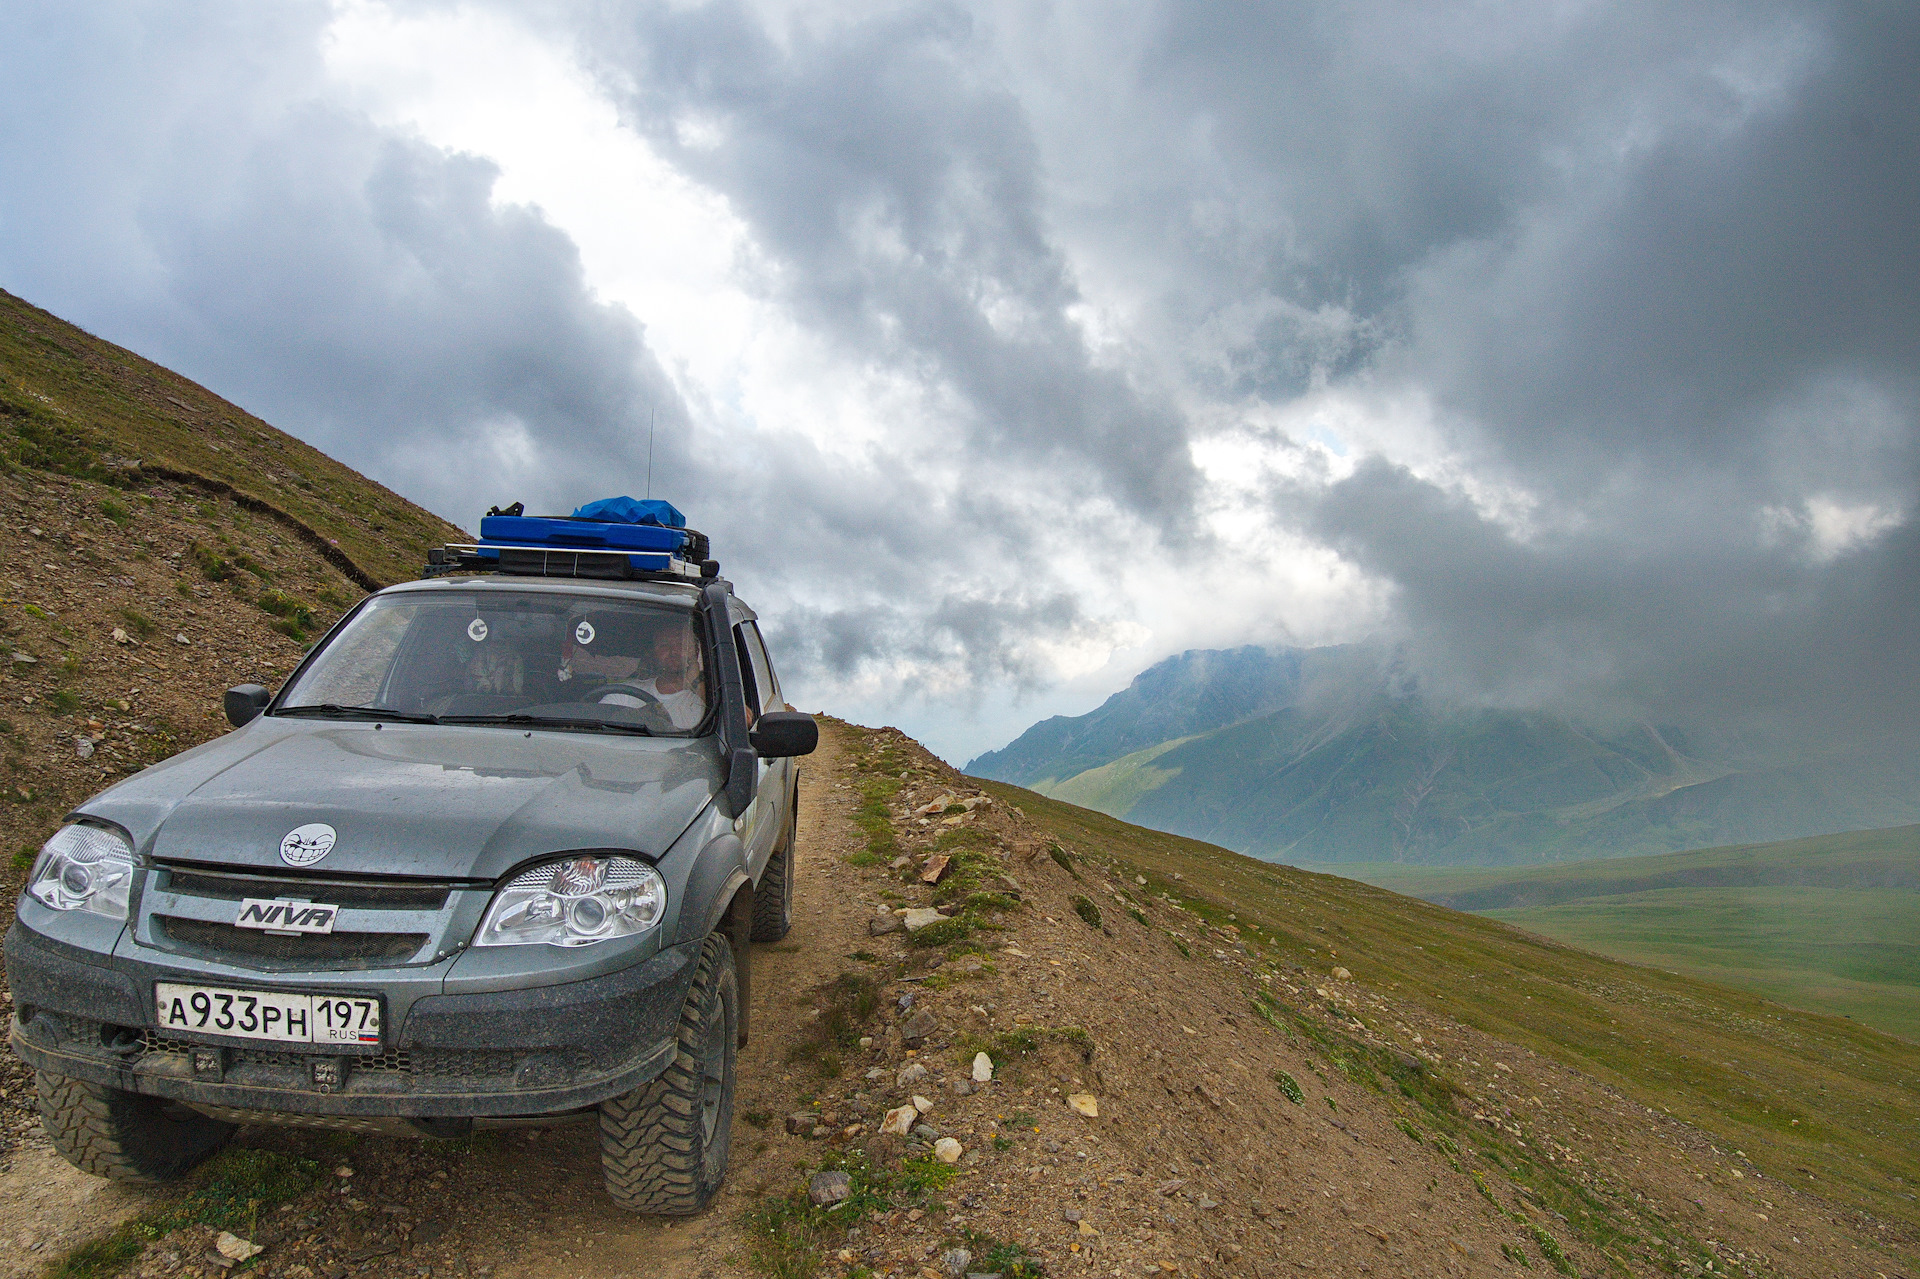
<box><xmin>646</xmin><ymin>405</ymin><xmax>656</xmax><ymax>499</ymax></box>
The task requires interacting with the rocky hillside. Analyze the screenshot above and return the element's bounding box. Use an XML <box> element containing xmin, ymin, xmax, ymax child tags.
<box><xmin>0</xmin><ymin>285</ymin><xmax>465</xmax><ymax>865</ymax></box>
<box><xmin>968</xmin><ymin>644</ymin><xmax>1920</xmax><ymax>867</ymax></box>
<box><xmin>0</xmin><ymin>290</ymin><xmax>462</xmax><ymax>1178</ymax></box>
<box><xmin>716</xmin><ymin>722</ymin><xmax>1916</xmax><ymax>1279</ymax></box>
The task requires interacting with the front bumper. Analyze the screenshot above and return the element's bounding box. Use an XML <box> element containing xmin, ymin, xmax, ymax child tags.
<box><xmin>6</xmin><ymin>921</ymin><xmax>698</xmax><ymax>1118</ymax></box>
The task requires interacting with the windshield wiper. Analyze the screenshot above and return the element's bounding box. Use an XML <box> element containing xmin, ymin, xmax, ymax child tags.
<box><xmin>276</xmin><ymin>704</ymin><xmax>440</xmax><ymax>724</ymax></box>
<box><xmin>437</xmin><ymin>713</ymin><xmax>654</xmax><ymax>736</ymax></box>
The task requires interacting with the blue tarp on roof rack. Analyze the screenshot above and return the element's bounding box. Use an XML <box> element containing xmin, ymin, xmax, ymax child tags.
<box><xmin>571</xmin><ymin>496</ymin><xmax>685</xmax><ymax>528</ymax></box>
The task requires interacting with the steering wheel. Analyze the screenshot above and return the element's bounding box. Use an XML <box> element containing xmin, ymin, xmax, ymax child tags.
<box><xmin>585</xmin><ymin>681</ymin><xmax>663</xmax><ymax>707</ymax></box>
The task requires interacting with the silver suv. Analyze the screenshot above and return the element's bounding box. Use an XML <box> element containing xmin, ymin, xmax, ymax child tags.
<box><xmin>7</xmin><ymin>563</ymin><xmax>813</xmax><ymax>1215</ymax></box>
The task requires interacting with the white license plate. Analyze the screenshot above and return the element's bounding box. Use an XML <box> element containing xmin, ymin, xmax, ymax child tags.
<box><xmin>155</xmin><ymin>983</ymin><xmax>382</xmax><ymax>1045</ymax></box>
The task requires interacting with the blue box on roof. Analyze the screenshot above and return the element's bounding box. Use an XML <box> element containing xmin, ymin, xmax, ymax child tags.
<box><xmin>473</xmin><ymin>515</ymin><xmax>686</xmax><ymax>575</ymax></box>
<box><xmin>478</xmin><ymin>515</ymin><xmax>686</xmax><ymax>554</ymax></box>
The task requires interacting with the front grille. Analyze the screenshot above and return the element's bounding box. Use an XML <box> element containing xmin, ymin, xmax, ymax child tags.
<box><xmin>160</xmin><ymin>866</ymin><xmax>451</xmax><ymax>911</ymax></box>
<box><xmin>137</xmin><ymin>1031</ymin><xmax>536</xmax><ymax>1078</ymax></box>
<box><xmin>140</xmin><ymin>1030</ymin><xmax>412</xmax><ymax>1073</ymax></box>
<box><xmin>157</xmin><ymin>916</ymin><xmax>427</xmax><ymax>968</ymax></box>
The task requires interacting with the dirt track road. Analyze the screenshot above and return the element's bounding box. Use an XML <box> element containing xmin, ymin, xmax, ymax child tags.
<box><xmin>0</xmin><ymin>725</ymin><xmax>863</xmax><ymax>1279</ymax></box>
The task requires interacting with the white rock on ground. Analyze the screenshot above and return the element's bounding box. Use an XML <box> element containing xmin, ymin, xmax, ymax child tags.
<box><xmin>215</xmin><ymin>1234</ymin><xmax>263</xmax><ymax>1262</ymax></box>
<box><xmin>897</xmin><ymin>1062</ymin><xmax>929</xmax><ymax>1086</ymax></box>
<box><xmin>1067</xmin><ymin>1093</ymin><xmax>1099</xmax><ymax>1117</ymax></box>
<box><xmin>881</xmin><ymin>1104</ymin><xmax>918</xmax><ymax>1136</ymax></box>
<box><xmin>972</xmin><ymin>1051</ymin><xmax>993</xmax><ymax>1082</ymax></box>
<box><xmin>933</xmin><ymin>1137</ymin><xmax>963</xmax><ymax>1163</ymax></box>
<box><xmin>902</xmin><ymin>908</ymin><xmax>949</xmax><ymax>931</ymax></box>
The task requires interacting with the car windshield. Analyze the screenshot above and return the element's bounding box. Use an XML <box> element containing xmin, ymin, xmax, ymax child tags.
<box><xmin>278</xmin><ymin>590</ymin><xmax>710</xmax><ymax>735</ymax></box>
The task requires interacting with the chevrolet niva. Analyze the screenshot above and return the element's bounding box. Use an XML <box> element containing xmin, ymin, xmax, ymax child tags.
<box><xmin>7</xmin><ymin>503</ymin><xmax>815</xmax><ymax>1215</ymax></box>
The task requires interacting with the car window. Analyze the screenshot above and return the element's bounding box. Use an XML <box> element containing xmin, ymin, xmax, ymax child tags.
<box><xmin>742</xmin><ymin>622</ymin><xmax>780</xmax><ymax>711</ymax></box>
<box><xmin>287</xmin><ymin>605</ymin><xmax>407</xmax><ymax>706</ymax></box>
<box><xmin>279</xmin><ymin>591</ymin><xmax>710</xmax><ymax>734</ymax></box>
<box><xmin>732</xmin><ymin>626</ymin><xmax>761</xmax><ymax>724</ymax></box>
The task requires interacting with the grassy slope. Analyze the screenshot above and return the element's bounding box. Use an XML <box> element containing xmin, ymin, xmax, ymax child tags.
<box><xmin>1329</xmin><ymin>825</ymin><xmax>1920</xmax><ymax>1039</ymax></box>
<box><xmin>0</xmin><ymin>288</ymin><xmax>464</xmax><ymax>586</ymax></box>
<box><xmin>977</xmin><ymin>777</ymin><xmax>1920</xmax><ymax>1237</ymax></box>
<box><xmin>1030</xmin><ymin>735</ymin><xmax>1188</xmax><ymax>815</ymax></box>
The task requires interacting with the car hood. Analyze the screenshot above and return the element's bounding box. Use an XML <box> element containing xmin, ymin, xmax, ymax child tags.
<box><xmin>79</xmin><ymin>718</ymin><xmax>722</xmax><ymax>881</ymax></box>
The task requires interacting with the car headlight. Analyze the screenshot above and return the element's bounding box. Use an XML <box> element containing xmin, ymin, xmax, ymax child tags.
<box><xmin>27</xmin><ymin>823</ymin><xmax>135</xmax><ymax>920</ymax></box>
<box><xmin>475</xmin><ymin>855</ymin><xmax>666</xmax><ymax>948</ymax></box>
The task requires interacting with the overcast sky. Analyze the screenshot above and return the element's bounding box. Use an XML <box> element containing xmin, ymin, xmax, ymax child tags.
<box><xmin>3</xmin><ymin>0</ymin><xmax>1914</xmax><ymax>762</ymax></box>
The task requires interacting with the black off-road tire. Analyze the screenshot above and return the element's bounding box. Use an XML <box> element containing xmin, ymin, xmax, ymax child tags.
<box><xmin>599</xmin><ymin>934</ymin><xmax>738</xmax><ymax>1215</ymax></box>
<box><xmin>35</xmin><ymin>1070</ymin><xmax>235</xmax><ymax>1184</ymax></box>
<box><xmin>749</xmin><ymin>799</ymin><xmax>796</xmax><ymax>943</ymax></box>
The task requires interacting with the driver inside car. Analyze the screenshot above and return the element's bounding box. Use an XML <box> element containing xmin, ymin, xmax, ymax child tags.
<box><xmin>558</xmin><ymin>608</ymin><xmax>708</xmax><ymax>730</ymax></box>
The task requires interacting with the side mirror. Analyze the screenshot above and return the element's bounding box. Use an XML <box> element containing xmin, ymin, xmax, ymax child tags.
<box><xmin>749</xmin><ymin>711</ymin><xmax>818</xmax><ymax>758</ymax></box>
<box><xmin>224</xmin><ymin>684</ymin><xmax>272</xmax><ymax>728</ymax></box>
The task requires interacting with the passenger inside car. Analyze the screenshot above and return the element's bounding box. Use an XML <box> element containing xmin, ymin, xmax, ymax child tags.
<box><xmin>562</xmin><ymin>608</ymin><xmax>708</xmax><ymax>730</ymax></box>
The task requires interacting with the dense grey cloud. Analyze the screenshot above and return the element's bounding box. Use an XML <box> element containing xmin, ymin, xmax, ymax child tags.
<box><xmin>2</xmin><ymin>0</ymin><xmax>1915</xmax><ymax>760</ymax></box>
<box><xmin>0</xmin><ymin>1</ymin><xmax>681</xmax><ymax>521</ymax></box>
<box><xmin>566</xmin><ymin>0</ymin><xmax>1199</xmax><ymax>528</ymax></box>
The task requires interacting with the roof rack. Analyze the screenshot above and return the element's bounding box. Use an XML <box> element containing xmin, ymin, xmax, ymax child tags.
<box><xmin>422</xmin><ymin>513</ymin><xmax>719</xmax><ymax>582</ymax></box>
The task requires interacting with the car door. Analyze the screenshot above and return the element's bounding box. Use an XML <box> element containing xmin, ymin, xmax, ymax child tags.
<box><xmin>743</xmin><ymin>622</ymin><xmax>792</xmax><ymax>836</ymax></box>
<box><xmin>732</xmin><ymin>622</ymin><xmax>783</xmax><ymax>876</ymax></box>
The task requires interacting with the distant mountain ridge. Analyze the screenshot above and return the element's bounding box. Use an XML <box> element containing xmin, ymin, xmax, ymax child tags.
<box><xmin>966</xmin><ymin>644</ymin><xmax>1920</xmax><ymax>866</ymax></box>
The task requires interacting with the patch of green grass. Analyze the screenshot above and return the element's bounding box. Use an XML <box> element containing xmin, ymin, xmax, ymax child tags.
<box><xmin>960</xmin><ymin>1026</ymin><xmax>1092</xmax><ymax>1076</ymax></box>
<box><xmin>1069</xmin><ymin>895</ymin><xmax>1102</xmax><ymax>929</ymax></box>
<box><xmin>12</xmin><ymin>846</ymin><xmax>36</xmax><ymax>872</ymax></box>
<box><xmin>907</xmin><ymin>916</ymin><xmax>975</xmax><ymax>948</ymax></box>
<box><xmin>784</xmin><ymin>972</ymin><xmax>880</xmax><ymax>1079</ymax></box>
<box><xmin>1394</xmin><ymin>1117</ymin><xmax>1423</xmax><ymax>1143</ymax></box>
<box><xmin>1126</xmin><ymin>905</ymin><xmax>1148</xmax><ymax>926</ymax></box>
<box><xmin>743</xmin><ymin>1110</ymin><xmax>772</xmax><ymax>1129</ymax></box>
<box><xmin>44</xmin><ymin>1147</ymin><xmax>322</xmax><ymax>1279</ymax></box>
<box><xmin>23</xmin><ymin>603</ymin><xmax>48</xmax><ymax>619</ymax></box>
<box><xmin>741</xmin><ymin>1147</ymin><xmax>961</xmax><ymax>1279</ymax></box>
<box><xmin>1273</xmin><ymin>1070</ymin><xmax>1304</xmax><ymax>1104</ymax></box>
<box><xmin>50</xmin><ymin>688</ymin><xmax>82</xmax><ymax>713</ymax></box>
<box><xmin>896</xmin><ymin>1154</ymin><xmax>960</xmax><ymax>1197</ymax></box>
<box><xmin>190</xmin><ymin>544</ymin><xmax>231</xmax><ymax>581</ymax></box>
<box><xmin>44</xmin><ymin>1234</ymin><xmax>143</xmax><ymax>1279</ymax></box>
<box><xmin>958</xmin><ymin>1231</ymin><xmax>1045</xmax><ymax>1279</ymax></box>
<box><xmin>1168</xmin><ymin>934</ymin><xmax>1190</xmax><ymax>957</ymax></box>
<box><xmin>844</xmin><ymin>849</ymin><xmax>884</xmax><ymax>867</ymax></box>
<box><xmin>116</xmin><ymin>608</ymin><xmax>156</xmax><ymax>639</ymax></box>
<box><xmin>1527</xmin><ymin>1224</ymin><xmax>1576</xmax><ymax>1276</ymax></box>
<box><xmin>174</xmin><ymin>580</ymin><xmax>194</xmax><ymax>599</ymax></box>
<box><xmin>1048</xmin><ymin>844</ymin><xmax>1079</xmax><ymax>878</ymax></box>
<box><xmin>98</xmin><ymin>498</ymin><xmax>132</xmax><ymax>528</ymax></box>
<box><xmin>316</xmin><ymin>585</ymin><xmax>353</xmax><ymax>609</ymax></box>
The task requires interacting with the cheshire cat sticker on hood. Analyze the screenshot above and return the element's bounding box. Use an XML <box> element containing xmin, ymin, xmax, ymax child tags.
<box><xmin>280</xmin><ymin>823</ymin><xmax>337</xmax><ymax>867</ymax></box>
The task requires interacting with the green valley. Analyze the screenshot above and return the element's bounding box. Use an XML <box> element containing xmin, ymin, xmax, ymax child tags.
<box><xmin>1335</xmin><ymin>825</ymin><xmax>1920</xmax><ymax>1040</ymax></box>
